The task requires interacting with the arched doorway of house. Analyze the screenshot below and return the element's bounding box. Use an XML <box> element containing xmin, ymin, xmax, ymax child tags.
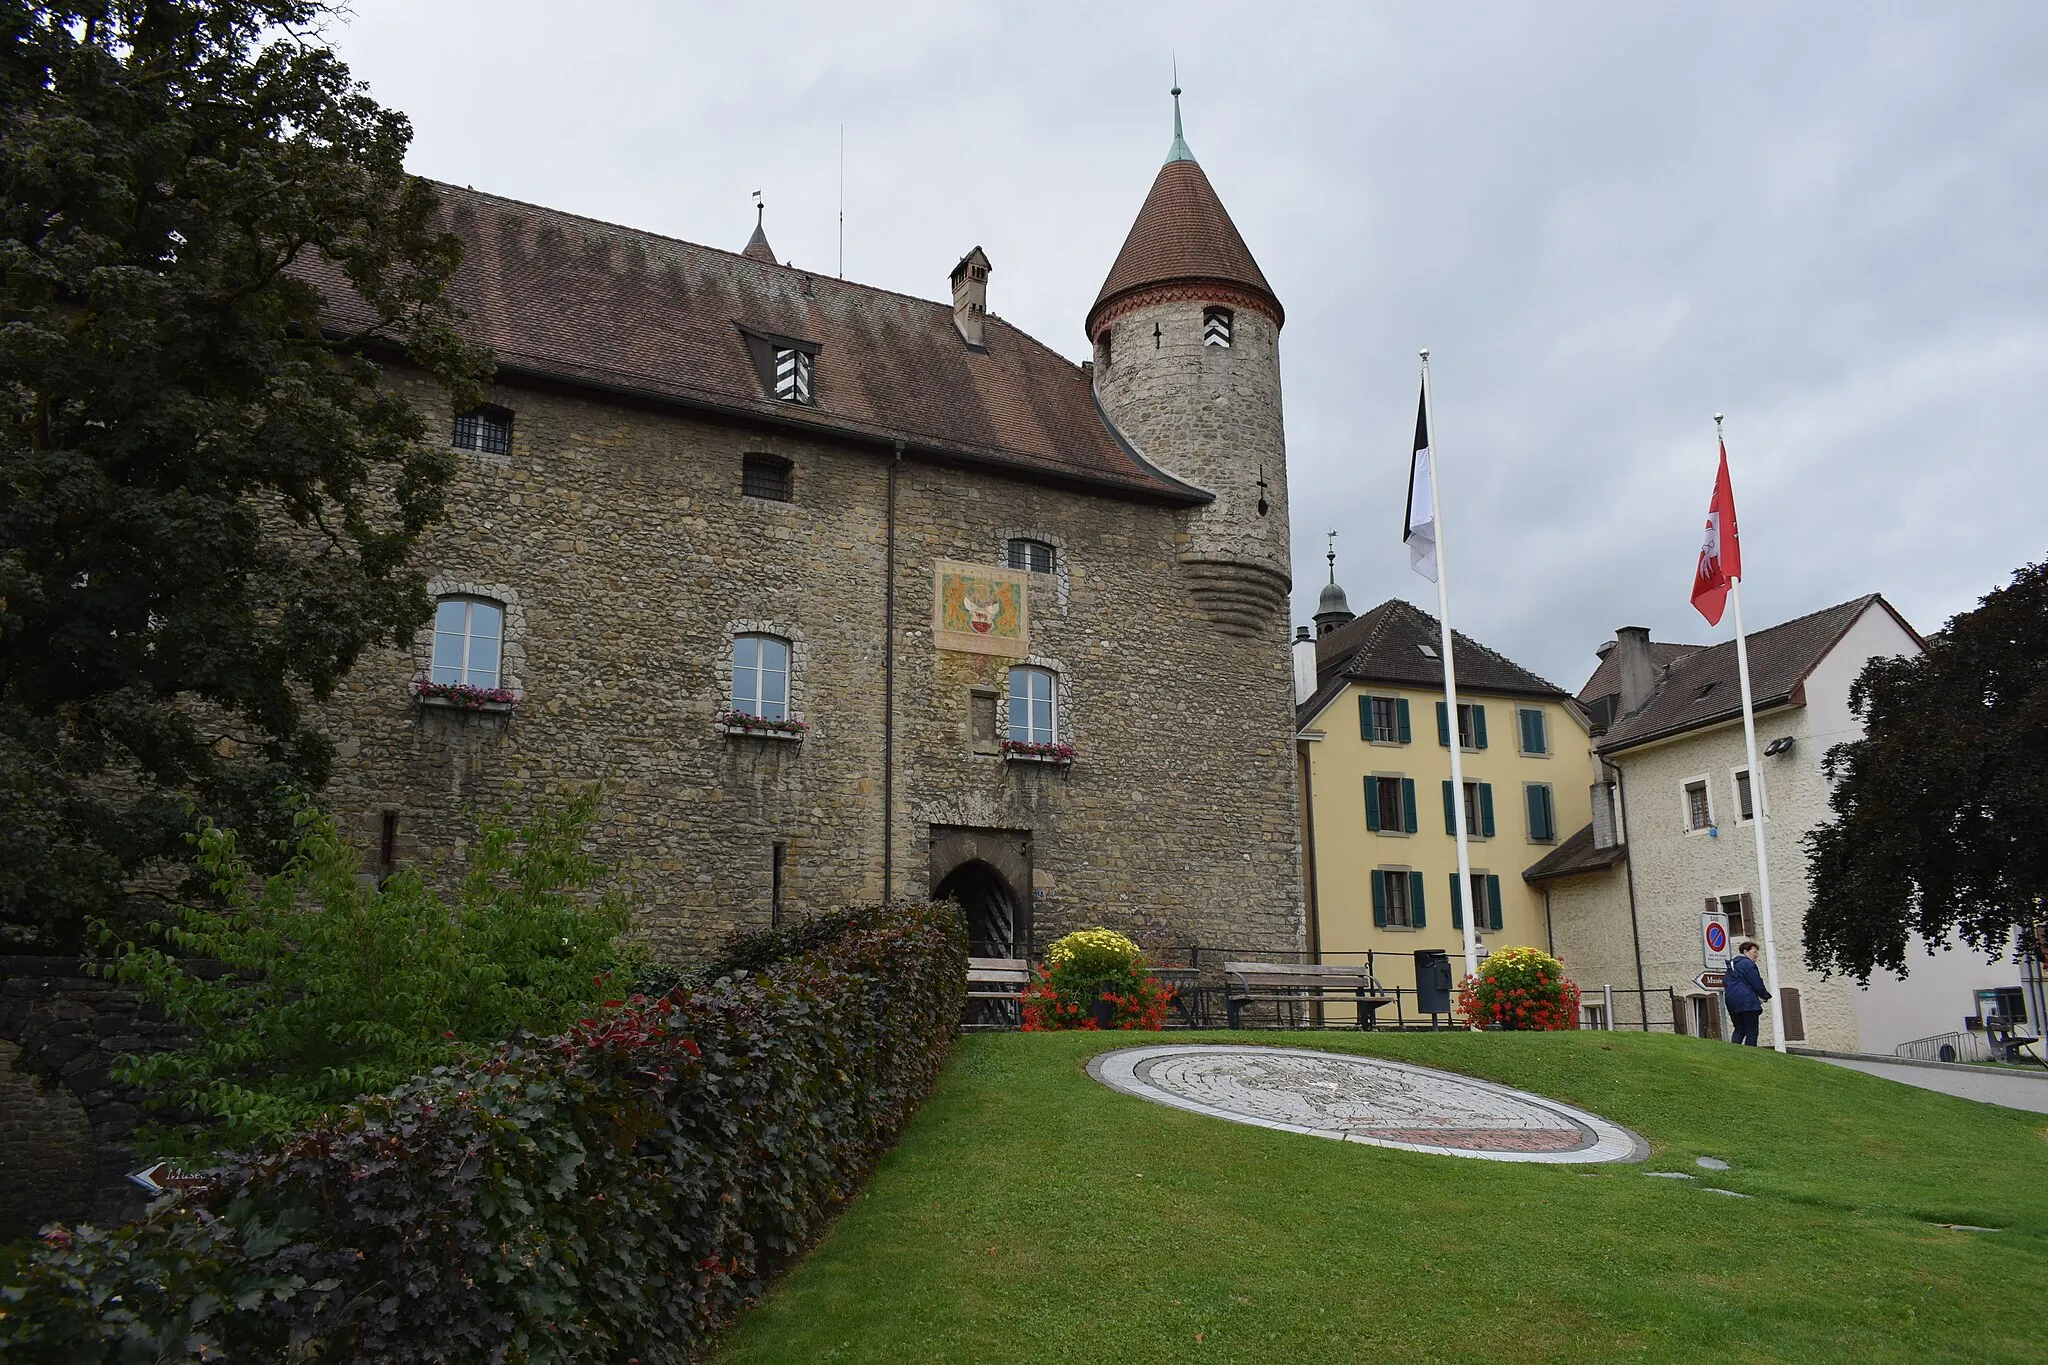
<box><xmin>933</xmin><ymin>859</ymin><xmax>1021</xmax><ymax>959</ymax></box>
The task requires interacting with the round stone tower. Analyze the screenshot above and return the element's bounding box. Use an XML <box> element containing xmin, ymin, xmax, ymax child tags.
<box><xmin>1088</xmin><ymin>89</ymin><xmax>1289</xmax><ymax>638</ymax></box>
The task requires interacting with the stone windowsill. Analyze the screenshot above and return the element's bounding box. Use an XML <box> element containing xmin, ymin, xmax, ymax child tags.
<box><xmin>720</xmin><ymin>724</ymin><xmax>804</xmax><ymax>742</ymax></box>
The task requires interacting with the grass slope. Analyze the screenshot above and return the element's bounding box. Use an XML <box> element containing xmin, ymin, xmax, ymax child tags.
<box><xmin>718</xmin><ymin>1030</ymin><xmax>2048</xmax><ymax>1364</ymax></box>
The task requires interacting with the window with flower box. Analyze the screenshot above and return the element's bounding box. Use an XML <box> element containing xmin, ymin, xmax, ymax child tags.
<box><xmin>731</xmin><ymin>635</ymin><xmax>791</xmax><ymax>721</ymax></box>
<box><xmin>431</xmin><ymin>597</ymin><xmax>504</xmax><ymax>689</ymax></box>
<box><xmin>1007</xmin><ymin>666</ymin><xmax>1056</xmax><ymax>745</ymax></box>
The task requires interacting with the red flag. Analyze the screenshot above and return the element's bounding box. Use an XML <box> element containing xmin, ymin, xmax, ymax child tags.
<box><xmin>1691</xmin><ymin>442</ymin><xmax>1741</xmax><ymax>625</ymax></box>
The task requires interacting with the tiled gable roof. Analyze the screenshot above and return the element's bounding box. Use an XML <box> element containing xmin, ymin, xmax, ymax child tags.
<box><xmin>315</xmin><ymin>184</ymin><xmax>1209</xmax><ymax>505</ymax></box>
<box><xmin>1594</xmin><ymin>595</ymin><xmax>1893</xmax><ymax>753</ymax></box>
<box><xmin>1297</xmin><ymin>599</ymin><xmax>1566</xmax><ymax>728</ymax></box>
<box><xmin>1522</xmin><ymin>824</ymin><xmax>1627</xmax><ymax>885</ymax></box>
<box><xmin>1086</xmin><ymin>158</ymin><xmax>1280</xmax><ymax>338</ymax></box>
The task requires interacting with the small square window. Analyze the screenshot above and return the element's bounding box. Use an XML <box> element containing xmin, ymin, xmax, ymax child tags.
<box><xmin>1006</xmin><ymin>539</ymin><xmax>1056</xmax><ymax>574</ymax></box>
<box><xmin>742</xmin><ymin>454</ymin><xmax>793</xmax><ymax>502</ymax></box>
<box><xmin>1203</xmin><ymin>307</ymin><xmax>1233</xmax><ymax>348</ymax></box>
<box><xmin>773</xmin><ymin>348</ymin><xmax>813</xmax><ymax>404</ymax></box>
<box><xmin>452</xmin><ymin>405</ymin><xmax>512</xmax><ymax>456</ymax></box>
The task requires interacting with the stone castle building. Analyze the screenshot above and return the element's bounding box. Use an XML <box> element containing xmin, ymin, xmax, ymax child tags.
<box><xmin>315</xmin><ymin>94</ymin><xmax>1305</xmax><ymax>961</ymax></box>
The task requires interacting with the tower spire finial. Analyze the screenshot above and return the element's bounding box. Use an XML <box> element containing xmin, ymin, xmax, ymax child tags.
<box><xmin>1326</xmin><ymin>529</ymin><xmax>1338</xmax><ymax>583</ymax></box>
<box><xmin>1165</xmin><ymin>66</ymin><xmax>1195</xmax><ymax>164</ymax></box>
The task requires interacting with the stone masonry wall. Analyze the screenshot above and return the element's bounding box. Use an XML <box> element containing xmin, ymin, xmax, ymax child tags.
<box><xmin>312</xmin><ymin>369</ymin><xmax>1305</xmax><ymax>962</ymax></box>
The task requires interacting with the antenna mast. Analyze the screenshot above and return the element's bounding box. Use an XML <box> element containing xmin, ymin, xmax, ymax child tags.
<box><xmin>838</xmin><ymin>124</ymin><xmax>845</xmax><ymax>279</ymax></box>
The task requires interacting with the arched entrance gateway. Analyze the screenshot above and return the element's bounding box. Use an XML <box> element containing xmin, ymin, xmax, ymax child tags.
<box><xmin>927</xmin><ymin>826</ymin><xmax>1033</xmax><ymax>959</ymax></box>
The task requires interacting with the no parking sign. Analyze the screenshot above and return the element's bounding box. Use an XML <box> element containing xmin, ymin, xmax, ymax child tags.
<box><xmin>1701</xmin><ymin>914</ymin><xmax>1732</xmax><ymax>968</ymax></box>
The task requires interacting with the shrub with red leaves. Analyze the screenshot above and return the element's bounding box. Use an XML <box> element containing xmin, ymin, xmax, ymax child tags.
<box><xmin>0</xmin><ymin>901</ymin><xmax>966</xmax><ymax>1362</ymax></box>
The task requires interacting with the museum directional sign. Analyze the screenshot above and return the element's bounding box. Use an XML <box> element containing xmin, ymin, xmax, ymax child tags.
<box><xmin>1693</xmin><ymin>970</ymin><xmax>1726</xmax><ymax>992</ymax></box>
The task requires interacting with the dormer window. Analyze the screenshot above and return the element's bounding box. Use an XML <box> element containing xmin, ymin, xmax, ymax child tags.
<box><xmin>1203</xmin><ymin>307</ymin><xmax>1234</xmax><ymax>348</ymax></box>
<box><xmin>774</xmin><ymin>348</ymin><xmax>813</xmax><ymax>404</ymax></box>
<box><xmin>452</xmin><ymin>405</ymin><xmax>512</xmax><ymax>455</ymax></box>
<box><xmin>1006</xmin><ymin>538</ymin><xmax>1056</xmax><ymax>574</ymax></box>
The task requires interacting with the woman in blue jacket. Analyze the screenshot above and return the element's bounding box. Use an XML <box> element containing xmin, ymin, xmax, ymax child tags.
<box><xmin>1723</xmin><ymin>941</ymin><xmax>1772</xmax><ymax>1046</ymax></box>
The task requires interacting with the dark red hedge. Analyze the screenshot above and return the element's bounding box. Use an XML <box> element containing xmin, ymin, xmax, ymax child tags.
<box><xmin>0</xmin><ymin>900</ymin><xmax>966</xmax><ymax>1362</ymax></box>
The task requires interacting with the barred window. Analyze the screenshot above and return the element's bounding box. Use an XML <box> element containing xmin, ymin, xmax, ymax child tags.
<box><xmin>1203</xmin><ymin>307</ymin><xmax>1233</xmax><ymax>347</ymax></box>
<box><xmin>452</xmin><ymin>406</ymin><xmax>512</xmax><ymax>456</ymax></box>
<box><xmin>773</xmin><ymin>347</ymin><xmax>813</xmax><ymax>403</ymax></box>
<box><xmin>1006</xmin><ymin>538</ymin><xmax>1056</xmax><ymax>574</ymax></box>
<box><xmin>742</xmin><ymin>454</ymin><xmax>793</xmax><ymax>502</ymax></box>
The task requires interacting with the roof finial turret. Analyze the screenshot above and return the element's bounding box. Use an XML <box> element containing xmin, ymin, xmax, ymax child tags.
<box><xmin>1165</xmin><ymin>68</ymin><xmax>1195</xmax><ymax>165</ymax></box>
<box><xmin>1326</xmin><ymin>529</ymin><xmax>1338</xmax><ymax>584</ymax></box>
<box><xmin>742</xmin><ymin>190</ymin><xmax>777</xmax><ymax>263</ymax></box>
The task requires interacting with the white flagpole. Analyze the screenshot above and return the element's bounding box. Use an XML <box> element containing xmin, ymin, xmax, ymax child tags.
<box><xmin>1719</xmin><ymin>414</ymin><xmax>1787</xmax><ymax>1053</ymax></box>
<box><xmin>1422</xmin><ymin>351</ymin><xmax>1480</xmax><ymax>982</ymax></box>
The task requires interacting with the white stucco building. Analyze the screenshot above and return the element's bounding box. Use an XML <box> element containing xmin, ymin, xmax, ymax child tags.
<box><xmin>1528</xmin><ymin>595</ymin><xmax>2032</xmax><ymax>1055</ymax></box>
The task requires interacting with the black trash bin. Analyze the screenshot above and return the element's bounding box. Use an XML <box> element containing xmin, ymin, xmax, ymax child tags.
<box><xmin>1414</xmin><ymin>949</ymin><xmax>1454</xmax><ymax>1019</ymax></box>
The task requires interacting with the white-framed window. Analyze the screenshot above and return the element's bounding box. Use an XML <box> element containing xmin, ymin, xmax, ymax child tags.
<box><xmin>773</xmin><ymin>348</ymin><xmax>813</xmax><ymax>403</ymax></box>
<box><xmin>1517</xmin><ymin>705</ymin><xmax>1549</xmax><ymax>756</ymax></box>
<box><xmin>1007</xmin><ymin>665</ymin><xmax>1056</xmax><ymax>745</ymax></box>
<box><xmin>430</xmin><ymin>596</ymin><xmax>504</xmax><ymax>688</ymax></box>
<box><xmin>732</xmin><ymin>634</ymin><xmax>791</xmax><ymax>720</ymax></box>
<box><xmin>451</xmin><ymin>405</ymin><xmax>512</xmax><ymax>456</ymax></box>
<box><xmin>1731</xmin><ymin>767</ymin><xmax>1758</xmax><ymax>822</ymax></box>
<box><xmin>1006</xmin><ymin>538</ymin><xmax>1056</xmax><ymax>574</ymax></box>
<box><xmin>1436</xmin><ymin>700</ymin><xmax>1488</xmax><ymax>750</ymax></box>
<box><xmin>1361</xmin><ymin>694</ymin><xmax>1408</xmax><ymax>744</ymax></box>
<box><xmin>1203</xmin><ymin>306</ymin><xmax>1234</xmax><ymax>347</ymax></box>
<box><xmin>1683</xmin><ymin>776</ymin><xmax>1714</xmax><ymax>833</ymax></box>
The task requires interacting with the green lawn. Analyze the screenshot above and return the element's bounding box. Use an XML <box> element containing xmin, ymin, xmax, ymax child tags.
<box><xmin>717</xmin><ymin>1030</ymin><xmax>2048</xmax><ymax>1364</ymax></box>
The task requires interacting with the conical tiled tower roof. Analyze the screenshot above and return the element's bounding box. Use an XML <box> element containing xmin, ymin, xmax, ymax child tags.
<box><xmin>1086</xmin><ymin>90</ymin><xmax>1280</xmax><ymax>339</ymax></box>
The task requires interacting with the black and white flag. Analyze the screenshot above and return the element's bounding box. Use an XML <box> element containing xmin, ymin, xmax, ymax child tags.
<box><xmin>1403</xmin><ymin>384</ymin><xmax>1437</xmax><ymax>582</ymax></box>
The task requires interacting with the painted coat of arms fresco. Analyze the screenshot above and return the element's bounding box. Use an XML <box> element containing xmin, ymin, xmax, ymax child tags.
<box><xmin>932</xmin><ymin>559</ymin><xmax>1029</xmax><ymax>657</ymax></box>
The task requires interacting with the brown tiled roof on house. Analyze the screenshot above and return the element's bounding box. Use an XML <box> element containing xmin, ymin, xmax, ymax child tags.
<box><xmin>1085</xmin><ymin>158</ymin><xmax>1281</xmax><ymax>339</ymax></box>
<box><xmin>316</xmin><ymin>184</ymin><xmax>1210</xmax><ymax>505</ymax></box>
<box><xmin>1296</xmin><ymin>598</ymin><xmax>1567</xmax><ymax>728</ymax></box>
<box><xmin>1576</xmin><ymin>639</ymin><xmax>1703</xmax><ymax>706</ymax></box>
<box><xmin>1594</xmin><ymin>595</ymin><xmax>1916</xmax><ymax>754</ymax></box>
<box><xmin>1523</xmin><ymin>824</ymin><xmax>1628</xmax><ymax>885</ymax></box>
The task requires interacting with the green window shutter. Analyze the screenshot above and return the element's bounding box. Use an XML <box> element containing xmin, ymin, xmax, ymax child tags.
<box><xmin>1526</xmin><ymin>784</ymin><xmax>1545</xmax><ymax>840</ymax></box>
<box><xmin>1371</xmin><ymin>870</ymin><xmax>1387</xmax><ymax>927</ymax></box>
<box><xmin>1396</xmin><ymin>697</ymin><xmax>1412</xmax><ymax>744</ymax></box>
<box><xmin>1487</xmin><ymin>874</ymin><xmax>1504</xmax><ymax>931</ymax></box>
<box><xmin>1442</xmin><ymin>780</ymin><xmax>1456</xmax><ymax>834</ymax></box>
<box><xmin>1449</xmin><ymin>872</ymin><xmax>1464</xmax><ymax>930</ymax></box>
<box><xmin>1402</xmin><ymin>778</ymin><xmax>1419</xmax><ymax>833</ymax></box>
<box><xmin>1409</xmin><ymin>870</ymin><xmax>1427</xmax><ymax>928</ymax></box>
<box><xmin>1364</xmin><ymin>776</ymin><xmax>1381</xmax><ymax>832</ymax></box>
<box><xmin>1539</xmin><ymin>785</ymin><xmax>1555</xmax><ymax>840</ymax></box>
<box><xmin>1436</xmin><ymin>700</ymin><xmax>1450</xmax><ymax>747</ymax></box>
<box><xmin>1479</xmin><ymin>783</ymin><xmax>1496</xmax><ymax>837</ymax></box>
<box><xmin>1359</xmin><ymin>694</ymin><xmax>1373</xmax><ymax>741</ymax></box>
<box><xmin>1473</xmin><ymin>704</ymin><xmax>1489</xmax><ymax>749</ymax></box>
<box><xmin>1532</xmin><ymin>708</ymin><xmax>1547</xmax><ymax>753</ymax></box>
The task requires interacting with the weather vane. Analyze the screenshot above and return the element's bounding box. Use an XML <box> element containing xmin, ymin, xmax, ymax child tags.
<box><xmin>1326</xmin><ymin>528</ymin><xmax>1338</xmax><ymax>582</ymax></box>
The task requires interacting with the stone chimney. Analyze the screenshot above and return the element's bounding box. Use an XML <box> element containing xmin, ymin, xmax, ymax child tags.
<box><xmin>950</xmin><ymin>246</ymin><xmax>991</xmax><ymax>348</ymax></box>
<box><xmin>1293</xmin><ymin>626</ymin><xmax>1319</xmax><ymax>705</ymax></box>
<box><xmin>1614</xmin><ymin>626</ymin><xmax>1659</xmax><ymax>716</ymax></box>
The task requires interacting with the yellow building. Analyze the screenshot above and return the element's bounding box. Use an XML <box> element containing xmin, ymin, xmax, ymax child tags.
<box><xmin>1294</xmin><ymin>597</ymin><xmax>1590</xmax><ymax>977</ymax></box>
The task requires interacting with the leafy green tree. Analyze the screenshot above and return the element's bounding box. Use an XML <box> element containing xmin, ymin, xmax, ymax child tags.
<box><xmin>1805</xmin><ymin>558</ymin><xmax>2048</xmax><ymax>980</ymax></box>
<box><xmin>0</xmin><ymin>0</ymin><xmax>492</xmax><ymax>949</ymax></box>
<box><xmin>109</xmin><ymin>786</ymin><xmax>639</xmax><ymax>1156</ymax></box>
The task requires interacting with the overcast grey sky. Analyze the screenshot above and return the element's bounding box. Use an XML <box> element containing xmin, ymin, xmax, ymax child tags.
<box><xmin>327</xmin><ymin>2</ymin><xmax>2048</xmax><ymax>690</ymax></box>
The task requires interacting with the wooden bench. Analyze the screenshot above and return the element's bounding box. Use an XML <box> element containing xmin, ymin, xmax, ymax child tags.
<box><xmin>1223</xmin><ymin>961</ymin><xmax>1394</xmax><ymax>1030</ymax></box>
<box><xmin>964</xmin><ymin>956</ymin><xmax>1031</xmax><ymax>1028</ymax></box>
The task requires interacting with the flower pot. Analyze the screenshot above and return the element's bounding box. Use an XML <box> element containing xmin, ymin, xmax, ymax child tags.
<box><xmin>1088</xmin><ymin>997</ymin><xmax>1117</xmax><ymax>1030</ymax></box>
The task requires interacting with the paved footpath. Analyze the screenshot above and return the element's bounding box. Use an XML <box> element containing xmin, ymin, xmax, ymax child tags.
<box><xmin>1817</xmin><ymin>1056</ymin><xmax>2048</xmax><ymax>1114</ymax></box>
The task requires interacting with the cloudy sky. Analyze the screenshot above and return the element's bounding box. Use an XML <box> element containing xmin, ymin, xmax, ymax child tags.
<box><xmin>327</xmin><ymin>1</ymin><xmax>2047</xmax><ymax>690</ymax></box>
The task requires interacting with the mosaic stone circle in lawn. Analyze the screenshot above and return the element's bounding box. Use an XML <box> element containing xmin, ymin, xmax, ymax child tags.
<box><xmin>1088</xmin><ymin>1045</ymin><xmax>1648</xmax><ymax>1163</ymax></box>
